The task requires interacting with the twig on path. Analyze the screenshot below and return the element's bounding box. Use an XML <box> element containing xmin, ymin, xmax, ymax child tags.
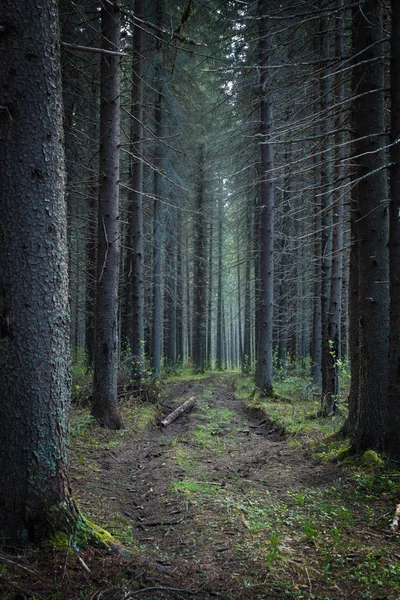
<box><xmin>305</xmin><ymin>565</ymin><xmax>312</xmax><ymax>594</ymax></box>
<box><xmin>0</xmin><ymin>554</ymin><xmax>36</xmax><ymax>575</ymax></box>
<box><xmin>77</xmin><ymin>556</ymin><xmax>91</xmax><ymax>575</ymax></box>
<box><xmin>127</xmin><ymin>585</ymin><xmax>198</xmax><ymax>597</ymax></box>
<box><xmin>391</xmin><ymin>503</ymin><xmax>400</xmax><ymax>530</ymax></box>
<box><xmin>143</xmin><ymin>518</ymin><xmax>183</xmax><ymax>527</ymax></box>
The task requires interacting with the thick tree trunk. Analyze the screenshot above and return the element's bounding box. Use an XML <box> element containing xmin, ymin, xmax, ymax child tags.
<box><xmin>0</xmin><ymin>0</ymin><xmax>79</xmax><ymax>544</ymax></box>
<box><xmin>129</xmin><ymin>0</ymin><xmax>145</xmax><ymax>383</ymax></box>
<box><xmin>92</xmin><ymin>0</ymin><xmax>123</xmax><ymax>429</ymax></box>
<box><xmin>255</xmin><ymin>0</ymin><xmax>274</xmax><ymax>396</ymax></box>
<box><xmin>387</xmin><ymin>0</ymin><xmax>400</xmax><ymax>459</ymax></box>
<box><xmin>352</xmin><ymin>0</ymin><xmax>388</xmax><ymax>452</ymax></box>
<box><xmin>151</xmin><ymin>0</ymin><xmax>164</xmax><ymax>379</ymax></box>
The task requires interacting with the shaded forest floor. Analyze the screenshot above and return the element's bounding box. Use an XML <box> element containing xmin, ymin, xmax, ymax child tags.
<box><xmin>2</xmin><ymin>373</ymin><xmax>400</xmax><ymax>599</ymax></box>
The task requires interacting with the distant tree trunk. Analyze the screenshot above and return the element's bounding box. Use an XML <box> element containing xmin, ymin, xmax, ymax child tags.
<box><xmin>176</xmin><ymin>213</ymin><xmax>183</xmax><ymax>364</ymax></box>
<box><xmin>206</xmin><ymin>218</ymin><xmax>213</xmax><ymax>369</ymax></box>
<box><xmin>341</xmin><ymin>185</ymin><xmax>359</xmax><ymax>439</ymax></box>
<box><xmin>324</xmin><ymin>0</ymin><xmax>345</xmax><ymax>415</ymax></box>
<box><xmin>193</xmin><ymin>149</ymin><xmax>206</xmax><ymax>373</ymax></box>
<box><xmin>222</xmin><ymin>301</ymin><xmax>228</xmax><ymax>370</ymax></box>
<box><xmin>230</xmin><ymin>304</ymin><xmax>235</xmax><ymax>369</ymax></box>
<box><xmin>0</xmin><ymin>0</ymin><xmax>79</xmax><ymax>544</ymax></box>
<box><xmin>243</xmin><ymin>203</ymin><xmax>252</xmax><ymax>373</ymax></box>
<box><xmin>277</xmin><ymin>163</ymin><xmax>289</xmax><ymax>377</ymax></box>
<box><xmin>85</xmin><ymin>76</ymin><xmax>99</xmax><ymax>371</ymax></box>
<box><xmin>311</xmin><ymin>132</ymin><xmax>322</xmax><ymax>382</ymax></box>
<box><xmin>387</xmin><ymin>0</ymin><xmax>400</xmax><ymax>459</ymax></box>
<box><xmin>352</xmin><ymin>0</ymin><xmax>388</xmax><ymax>452</ymax></box>
<box><xmin>92</xmin><ymin>0</ymin><xmax>123</xmax><ymax>430</ymax></box>
<box><xmin>129</xmin><ymin>0</ymin><xmax>145</xmax><ymax>383</ymax></box>
<box><xmin>277</xmin><ymin>281</ymin><xmax>287</xmax><ymax>376</ymax></box>
<box><xmin>165</xmin><ymin>211</ymin><xmax>177</xmax><ymax>371</ymax></box>
<box><xmin>255</xmin><ymin>0</ymin><xmax>274</xmax><ymax>396</ymax></box>
<box><xmin>216</xmin><ymin>196</ymin><xmax>224</xmax><ymax>371</ymax></box>
<box><xmin>185</xmin><ymin>227</ymin><xmax>192</xmax><ymax>362</ymax></box>
<box><xmin>320</xmin><ymin>5</ymin><xmax>334</xmax><ymax>407</ymax></box>
<box><xmin>236</xmin><ymin>224</ymin><xmax>244</xmax><ymax>367</ymax></box>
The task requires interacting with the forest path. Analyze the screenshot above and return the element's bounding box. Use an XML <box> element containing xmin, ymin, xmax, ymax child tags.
<box><xmin>69</xmin><ymin>373</ymin><xmax>400</xmax><ymax>600</ymax></box>
<box><xmin>72</xmin><ymin>373</ymin><xmax>347</xmax><ymax>599</ymax></box>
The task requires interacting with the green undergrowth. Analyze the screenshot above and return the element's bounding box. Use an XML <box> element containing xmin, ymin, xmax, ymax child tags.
<box><xmin>66</xmin><ymin>370</ymin><xmax>400</xmax><ymax>598</ymax></box>
<box><xmin>164</xmin><ymin>372</ymin><xmax>400</xmax><ymax>598</ymax></box>
<box><xmin>235</xmin><ymin>374</ymin><xmax>346</xmax><ymax>444</ymax></box>
<box><xmin>70</xmin><ymin>401</ymin><xmax>158</xmax><ymax>449</ymax></box>
<box><xmin>169</xmin><ymin>474</ymin><xmax>400</xmax><ymax>598</ymax></box>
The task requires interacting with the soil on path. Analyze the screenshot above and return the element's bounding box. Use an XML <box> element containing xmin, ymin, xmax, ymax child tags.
<box><xmin>71</xmin><ymin>374</ymin><xmax>342</xmax><ymax>599</ymax></box>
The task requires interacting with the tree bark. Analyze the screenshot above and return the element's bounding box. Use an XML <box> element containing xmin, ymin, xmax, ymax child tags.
<box><xmin>92</xmin><ymin>0</ymin><xmax>123</xmax><ymax>429</ymax></box>
<box><xmin>151</xmin><ymin>0</ymin><xmax>164</xmax><ymax>380</ymax></box>
<box><xmin>216</xmin><ymin>196</ymin><xmax>224</xmax><ymax>371</ymax></box>
<box><xmin>320</xmin><ymin>3</ymin><xmax>334</xmax><ymax>407</ymax></box>
<box><xmin>387</xmin><ymin>0</ymin><xmax>400</xmax><ymax>459</ymax></box>
<box><xmin>352</xmin><ymin>0</ymin><xmax>388</xmax><ymax>452</ymax></box>
<box><xmin>129</xmin><ymin>0</ymin><xmax>145</xmax><ymax>383</ymax></box>
<box><xmin>0</xmin><ymin>0</ymin><xmax>79</xmax><ymax>544</ymax></box>
<box><xmin>243</xmin><ymin>202</ymin><xmax>252</xmax><ymax>373</ymax></box>
<box><xmin>324</xmin><ymin>0</ymin><xmax>345</xmax><ymax>415</ymax></box>
<box><xmin>255</xmin><ymin>0</ymin><xmax>274</xmax><ymax>396</ymax></box>
<box><xmin>206</xmin><ymin>218</ymin><xmax>213</xmax><ymax>370</ymax></box>
<box><xmin>193</xmin><ymin>148</ymin><xmax>206</xmax><ymax>374</ymax></box>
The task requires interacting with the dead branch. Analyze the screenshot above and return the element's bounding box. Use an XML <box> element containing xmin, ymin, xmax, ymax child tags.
<box><xmin>61</xmin><ymin>41</ymin><xmax>127</xmax><ymax>57</ymax></box>
<box><xmin>390</xmin><ymin>504</ymin><xmax>400</xmax><ymax>530</ymax></box>
<box><xmin>127</xmin><ymin>586</ymin><xmax>198</xmax><ymax>597</ymax></box>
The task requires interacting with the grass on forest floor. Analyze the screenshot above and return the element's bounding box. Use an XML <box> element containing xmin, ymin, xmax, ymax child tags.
<box><xmin>162</xmin><ymin>373</ymin><xmax>400</xmax><ymax>599</ymax></box>
<box><xmin>66</xmin><ymin>367</ymin><xmax>400</xmax><ymax>599</ymax></box>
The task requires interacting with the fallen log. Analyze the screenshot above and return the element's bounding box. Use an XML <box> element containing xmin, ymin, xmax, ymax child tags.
<box><xmin>161</xmin><ymin>396</ymin><xmax>196</xmax><ymax>427</ymax></box>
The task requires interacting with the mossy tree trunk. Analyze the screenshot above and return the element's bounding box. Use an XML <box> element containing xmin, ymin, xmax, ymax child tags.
<box><xmin>0</xmin><ymin>0</ymin><xmax>79</xmax><ymax>545</ymax></box>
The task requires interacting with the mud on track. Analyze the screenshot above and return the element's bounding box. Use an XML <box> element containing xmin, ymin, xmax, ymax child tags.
<box><xmin>71</xmin><ymin>374</ymin><xmax>342</xmax><ymax>599</ymax></box>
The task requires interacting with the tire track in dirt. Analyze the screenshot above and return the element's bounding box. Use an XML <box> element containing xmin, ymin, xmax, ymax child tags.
<box><xmin>86</xmin><ymin>374</ymin><xmax>339</xmax><ymax>598</ymax></box>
